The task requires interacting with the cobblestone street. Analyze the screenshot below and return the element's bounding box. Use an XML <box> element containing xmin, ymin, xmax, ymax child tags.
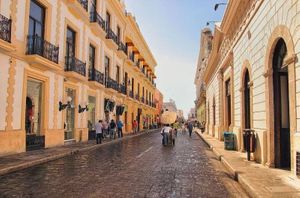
<box><xmin>0</xmin><ymin>131</ymin><xmax>247</xmax><ymax>198</ymax></box>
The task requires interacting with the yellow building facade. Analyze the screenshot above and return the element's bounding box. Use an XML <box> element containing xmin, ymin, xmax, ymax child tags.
<box><xmin>0</xmin><ymin>0</ymin><xmax>157</xmax><ymax>155</ymax></box>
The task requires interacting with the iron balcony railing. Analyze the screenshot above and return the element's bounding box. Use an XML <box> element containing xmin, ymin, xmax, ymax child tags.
<box><xmin>106</xmin><ymin>27</ymin><xmax>118</xmax><ymax>45</ymax></box>
<box><xmin>118</xmin><ymin>41</ymin><xmax>127</xmax><ymax>54</ymax></box>
<box><xmin>78</xmin><ymin>0</ymin><xmax>88</xmax><ymax>11</ymax></box>
<box><xmin>65</xmin><ymin>55</ymin><xmax>86</xmax><ymax>77</ymax></box>
<box><xmin>129</xmin><ymin>53</ymin><xmax>134</xmax><ymax>62</ymax></box>
<box><xmin>106</xmin><ymin>77</ymin><xmax>119</xmax><ymax>91</ymax></box>
<box><xmin>88</xmin><ymin>68</ymin><xmax>104</xmax><ymax>85</ymax></box>
<box><xmin>129</xmin><ymin>91</ymin><xmax>134</xmax><ymax>98</ymax></box>
<box><xmin>0</xmin><ymin>14</ymin><xmax>11</xmax><ymax>43</ymax></box>
<box><xmin>26</xmin><ymin>35</ymin><xmax>59</xmax><ymax>63</ymax></box>
<box><xmin>90</xmin><ymin>10</ymin><xmax>106</xmax><ymax>31</ymax></box>
<box><xmin>118</xmin><ymin>84</ymin><xmax>127</xmax><ymax>95</ymax></box>
<box><xmin>135</xmin><ymin>94</ymin><xmax>140</xmax><ymax>101</ymax></box>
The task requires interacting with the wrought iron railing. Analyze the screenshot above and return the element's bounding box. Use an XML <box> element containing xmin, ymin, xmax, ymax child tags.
<box><xmin>129</xmin><ymin>53</ymin><xmax>134</xmax><ymax>62</ymax></box>
<box><xmin>88</xmin><ymin>68</ymin><xmax>104</xmax><ymax>85</ymax></box>
<box><xmin>135</xmin><ymin>94</ymin><xmax>140</xmax><ymax>101</ymax></box>
<box><xmin>65</xmin><ymin>55</ymin><xmax>86</xmax><ymax>76</ymax></box>
<box><xmin>26</xmin><ymin>35</ymin><xmax>59</xmax><ymax>63</ymax></box>
<box><xmin>118</xmin><ymin>41</ymin><xmax>127</xmax><ymax>54</ymax></box>
<box><xmin>77</xmin><ymin>0</ymin><xmax>88</xmax><ymax>11</ymax></box>
<box><xmin>118</xmin><ymin>84</ymin><xmax>127</xmax><ymax>95</ymax></box>
<box><xmin>90</xmin><ymin>10</ymin><xmax>106</xmax><ymax>31</ymax></box>
<box><xmin>106</xmin><ymin>27</ymin><xmax>118</xmax><ymax>45</ymax></box>
<box><xmin>0</xmin><ymin>14</ymin><xmax>11</xmax><ymax>43</ymax></box>
<box><xmin>129</xmin><ymin>91</ymin><xmax>134</xmax><ymax>98</ymax></box>
<box><xmin>106</xmin><ymin>77</ymin><xmax>119</xmax><ymax>91</ymax></box>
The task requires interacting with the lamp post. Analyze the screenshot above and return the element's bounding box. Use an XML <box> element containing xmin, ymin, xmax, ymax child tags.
<box><xmin>214</xmin><ymin>3</ymin><xmax>227</xmax><ymax>11</ymax></box>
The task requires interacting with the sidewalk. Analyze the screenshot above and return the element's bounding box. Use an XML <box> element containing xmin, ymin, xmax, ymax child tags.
<box><xmin>0</xmin><ymin>129</ymin><xmax>157</xmax><ymax>177</ymax></box>
<box><xmin>195</xmin><ymin>129</ymin><xmax>300</xmax><ymax>198</ymax></box>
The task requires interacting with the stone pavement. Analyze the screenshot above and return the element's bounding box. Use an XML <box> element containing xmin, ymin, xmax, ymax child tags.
<box><xmin>196</xmin><ymin>129</ymin><xmax>300</xmax><ymax>198</ymax></box>
<box><xmin>0</xmin><ymin>129</ymin><xmax>156</xmax><ymax>177</ymax></box>
<box><xmin>0</xmin><ymin>130</ymin><xmax>247</xmax><ymax>197</ymax></box>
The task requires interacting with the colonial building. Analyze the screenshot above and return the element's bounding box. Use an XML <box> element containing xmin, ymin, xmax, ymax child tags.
<box><xmin>0</xmin><ymin>0</ymin><xmax>157</xmax><ymax>155</ymax></box>
<box><xmin>202</xmin><ymin>0</ymin><xmax>300</xmax><ymax>176</ymax></box>
<box><xmin>163</xmin><ymin>99</ymin><xmax>177</xmax><ymax>113</ymax></box>
<box><xmin>194</xmin><ymin>28</ymin><xmax>212</xmax><ymax>125</ymax></box>
<box><xmin>154</xmin><ymin>88</ymin><xmax>163</xmax><ymax>125</ymax></box>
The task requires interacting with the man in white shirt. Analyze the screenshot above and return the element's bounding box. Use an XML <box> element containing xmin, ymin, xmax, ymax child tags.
<box><xmin>161</xmin><ymin>124</ymin><xmax>172</xmax><ymax>146</ymax></box>
<box><xmin>95</xmin><ymin>120</ymin><xmax>103</xmax><ymax>144</ymax></box>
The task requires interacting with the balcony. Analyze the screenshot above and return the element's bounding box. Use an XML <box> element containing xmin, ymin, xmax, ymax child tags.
<box><xmin>129</xmin><ymin>91</ymin><xmax>134</xmax><ymax>99</ymax></box>
<box><xmin>141</xmin><ymin>97</ymin><xmax>145</xmax><ymax>103</ymax></box>
<box><xmin>0</xmin><ymin>14</ymin><xmax>14</xmax><ymax>51</ymax></box>
<box><xmin>65</xmin><ymin>55</ymin><xmax>86</xmax><ymax>80</ymax></box>
<box><xmin>135</xmin><ymin>94</ymin><xmax>140</xmax><ymax>101</ymax></box>
<box><xmin>117</xmin><ymin>41</ymin><xmax>127</xmax><ymax>59</ymax></box>
<box><xmin>88</xmin><ymin>68</ymin><xmax>104</xmax><ymax>87</ymax></box>
<box><xmin>106</xmin><ymin>77</ymin><xmax>119</xmax><ymax>92</ymax></box>
<box><xmin>126</xmin><ymin>52</ymin><xmax>134</xmax><ymax>66</ymax></box>
<box><xmin>105</xmin><ymin>27</ymin><xmax>118</xmax><ymax>50</ymax></box>
<box><xmin>90</xmin><ymin>10</ymin><xmax>106</xmax><ymax>39</ymax></box>
<box><xmin>25</xmin><ymin>35</ymin><xmax>60</xmax><ymax>71</ymax></box>
<box><xmin>118</xmin><ymin>84</ymin><xmax>127</xmax><ymax>95</ymax></box>
<box><xmin>65</xmin><ymin>0</ymin><xmax>89</xmax><ymax>22</ymax></box>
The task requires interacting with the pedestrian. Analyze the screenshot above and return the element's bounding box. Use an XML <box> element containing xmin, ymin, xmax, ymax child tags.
<box><xmin>133</xmin><ymin>120</ymin><xmax>138</xmax><ymax>134</ymax></box>
<box><xmin>102</xmin><ymin>120</ymin><xmax>108</xmax><ymax>139</ymax></box>
<box><xmin>188</xmin><ymin>122</ymin><xmax>193</xmax><ymax>137</ymax></box>
<box><xmin>117</xmin><ymin>119</ymin><xmax>124</xmax><ymax>138</ymax></box>
<box><xmin>95</xmin><ymin>120</ymin><xmax>103</xmax><ymax>144</ymax></box>
<box><xmin>160</xmin><ymin>124</ymin><xmax>172</xmax><ymax>146</ymax></box>
<box><xmin>109</xmin><ymin>119</ymin><xmax>116</xmax><ymax>139</ymax></box>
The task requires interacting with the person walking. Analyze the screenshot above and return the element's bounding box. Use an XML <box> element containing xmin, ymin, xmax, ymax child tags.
<box><xmin>133</xmin><ymin>120</ymin><xmax>138</xmax><ymax>134</ymax></box>
<box><xmin>102</xmin><ymin>120</ymin><xmax>108</xmax><ymax>139</ymax></box>
<box><xmin>160</xmin><ymin>124</ymin><xmax>172</xmax><ymax>146</ymax></box>
<box><xmin>188</xmin><ymin>122</ymin><xmax>193</xmax><ymax>137</ymax></box>
<box><xmin>117</xmin><ymin>119</ymin><xmax>124</xmax><ymax>138</ymax></box>
<box><xmin>95</xmin><ymin>120</ymin><xmax>103</xmax><ymax>144</ymax></box>
<box><xmin>109</xmin><ymin>119</ymin><xmax>116</xmax><ymax>140</ymax></box>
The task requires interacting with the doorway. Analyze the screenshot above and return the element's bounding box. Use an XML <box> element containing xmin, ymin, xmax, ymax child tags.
<box><xmin>25</xmin><ymin>79</ymin><xmax>44</xmax><ymax>150</ymax></box>
<box><xmin>272</xmin><ymin>38</ymin><xmax>290</xmax><ymax>169</ymax></box>
<box><xmin>64</xmin><ymin>88</ymin><xmax>75</xmax><ymax>141</ymax></box>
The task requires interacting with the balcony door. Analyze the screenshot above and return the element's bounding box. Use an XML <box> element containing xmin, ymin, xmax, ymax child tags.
<box><xmin>28</xmin><ymin>0</ymin><xmax>45</xmax><ymax>38</ymax></box>
<box><xmin>105</xmin><ymin>56</ymin><xmax>110</xmax><ymax>85</ymax></box>
<box><xmin>66</xmin><ymin>27</ymin><xmax>76</xmax><ymax>58</ymax></box>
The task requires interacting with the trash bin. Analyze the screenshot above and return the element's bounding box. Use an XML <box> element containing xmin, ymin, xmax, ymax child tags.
<box><xmin>224</xmin><ymin>132</ymin><xmax>235</xmax><ymax>150</ymax></box>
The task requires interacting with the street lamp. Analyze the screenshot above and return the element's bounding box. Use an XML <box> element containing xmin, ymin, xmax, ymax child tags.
<box><xmin>214</xmin><ymin>3</ymin><xmax>227</xmax><ymax>11</ymax></box>
<box><xmin>59</xmin><ymin>96</ymin><xmax>72</xmax><ymax>111</ymax></box>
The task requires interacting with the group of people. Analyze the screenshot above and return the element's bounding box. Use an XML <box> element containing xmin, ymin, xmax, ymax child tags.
<box><xmin>95</xmin><ymin>119</ymin><xmax>124</xmax><ymax>144</ymax></box>
<box><xmin>160</xmin><ymin>121</ymin><xmax>194</xmax><ymax>146</ymax></box>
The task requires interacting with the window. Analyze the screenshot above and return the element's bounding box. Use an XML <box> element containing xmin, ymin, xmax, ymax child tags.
<box><xmin>28</xmin><ymin>0</ymin><xmax>45</xmax><ymax>37</ymax></box>
<box><xmin>225</xmin><ymin>79</ymin><xmax>231</xmax><ymax>127</ymax></box>
<box><xmin>117</xmin><ymin>25</ymin><xmax>121</xmax><ymax>42</ymax></box>
<box><xmin>105</xmin><ymin>56</ymin><xmax>110</xmax><ymax>82</ymax></box>
<box><xmin>89</xmin><ymin>45</ymin><xmax>95</xmax><ymax>70</ymax></box>
<box><xmin>125</xmin><ymin>72</ymin><xmax>128</xmax><ymax>92</ymax></box>
<box><xmin>66</xmin><ymin>27</ymin><xmax>76</xmax><ymax>57</ymax></box>
<box><xmin>131</xmin><ymin>78</ymin><xmax>134</xmax><ymax>93</ymax></box>
<box><xmin>106</xmin><ymin>11</ymin><xmax>111</xmax><ymax>29</ymax></box>
<box><xmin>88</xmin><ymin>96</ymin><xmax>96</xmax><ymax>131</ymax></box>
<box><xmin>116</xmin><ymin>65</ymin><xmax>120</xmax><ymax>84</ymax></box>
<box><xmin>138</xmin><ymin>83</ymin><xmax>140</xmax><ymax>97</ymax></box>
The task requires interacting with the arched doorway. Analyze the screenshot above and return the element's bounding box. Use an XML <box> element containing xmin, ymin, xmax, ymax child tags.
<box><xmin>272</xmin><ymin>38</ymin><xmax>290</xmax><ymax>169</ymax></box>
<box><xmin>244</xmin><ymin>70</ymin><xmax>251</xmax><ymax>130</ymax></box>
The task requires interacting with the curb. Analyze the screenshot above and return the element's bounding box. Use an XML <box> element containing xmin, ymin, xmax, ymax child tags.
<box><xmin>0</xmin><ymin>129</ymin><xmax>158</xmax><ymax>176</ymax></box>
<box><xmin>196</xmin><ymin>131</ymin><xmax>256</xmax><ymax>198</ymax></box>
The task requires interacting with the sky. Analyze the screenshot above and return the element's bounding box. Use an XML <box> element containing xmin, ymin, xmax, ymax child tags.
<box><xmin>125</xmin><ymin>0</ymin><xmax>226</xmax><ymax>117</ymax></box>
